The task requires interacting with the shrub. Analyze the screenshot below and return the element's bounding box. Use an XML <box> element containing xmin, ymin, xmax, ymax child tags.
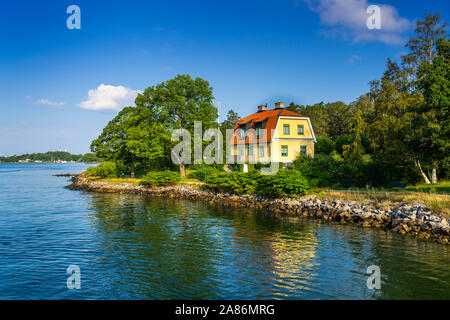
<box><xmin>204</xmin><ymin>169</ymin><xmax>310</xmax><ymax>198</ymax></box>
<box><xmin>85</xmin><ymin>161</ymin><xmax>119</xmax><ymax>178</ymax></box>
<box><xmin>141</xmin><ymin>170</ymin><xmax>180</xmax><ymax>187</ymax></box>
<box><xmin>293</xmin><ymin>154</ymin><xmax>338</xmax><ymax>187</ymax></box>
<box><xmin>187</xmin><ymin>166</ymin><xmax>223</xmax><ymax>181</ymax></box>
<box><xmin>257</xmin><ymin>169</ymin><xmax>310</xmax><ymax>197</ymax></box>
<box><xmin>204</xmin><ymin>171</ymin><xmax>261</xmax><ymax>195</ymax></box>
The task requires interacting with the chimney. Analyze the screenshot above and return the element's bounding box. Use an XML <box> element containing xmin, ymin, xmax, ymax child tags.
<box><xmin>257</xmin><ymin>105</ymin><xmax>267</xmax><ymax>112</ymax></box>
<box><xmin>274</xmin><ymin>102</ymin><xmax>284</xmax><ymax>109</ymax></box>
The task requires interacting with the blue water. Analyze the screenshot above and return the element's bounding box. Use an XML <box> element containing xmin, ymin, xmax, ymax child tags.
<box><xmin>0</xmin><ymin>163</ymin><xmax>449</xmax><ymax>299</ymax></box>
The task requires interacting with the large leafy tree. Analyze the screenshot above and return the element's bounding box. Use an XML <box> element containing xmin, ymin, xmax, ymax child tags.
<box><xmin>407</xmin><ymin>38</ymin><xmax>450</xmax><ymax>183</ymax></box>
<box><xmin>91</xmin><ymin>75</ymin><xmax>217</xmax><ymax>177</ymax></box>
<box><xmin>91</xmin><ymin>105</ymin><xmax>170</xmax><ymax>177</ymax></box>
<box><xmin>402</xmin><ymin>13</ymin><xmax>449</xmax><ymax>183</ymax></box>
<box><xmin>91</xmin><ymin>107</ymin><xmax>139</xmax><ymax>177</ymax></box>
<box><xmin>138</xmin><ymin>75</ymin><xmax>217</xmax><ymax>176</ymax></box>
<box><xmin>366</xmin><ymin>59</ymin><xmax>422</xmax><ymax>181</ymax></box>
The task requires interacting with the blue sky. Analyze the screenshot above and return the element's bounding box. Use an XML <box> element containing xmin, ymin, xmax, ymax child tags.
<box><xmin>0</xmin><ymin>0</ymin><xmax>448</xmax><ymax>155</ymax></box>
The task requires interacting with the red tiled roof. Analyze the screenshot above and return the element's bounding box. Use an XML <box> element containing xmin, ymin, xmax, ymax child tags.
<box><xmin>230</xmin><ymin>108</ymin><xmax>304</xmax><ymax>144</ymax></box>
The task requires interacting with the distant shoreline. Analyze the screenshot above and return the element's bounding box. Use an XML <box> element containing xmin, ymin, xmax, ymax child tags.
<box><xmin>0</xmin><ymin>161</ymin><xmax>98</xmax><ymax>164</ymax></box>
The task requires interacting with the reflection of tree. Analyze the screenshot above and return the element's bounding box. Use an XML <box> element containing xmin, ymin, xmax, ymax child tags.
<box><xmin>88</xmin><ymin>194</ymin><xmax>224</xmax><ymax>299</ymax></box>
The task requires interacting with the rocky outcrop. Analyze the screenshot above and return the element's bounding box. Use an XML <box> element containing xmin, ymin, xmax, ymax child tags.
<box><xmin>68</xmin><ymin>175</ymin><xmax>450</xmax><ymax>245</ymax></box>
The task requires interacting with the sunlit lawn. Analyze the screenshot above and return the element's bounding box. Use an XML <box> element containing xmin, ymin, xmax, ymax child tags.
<box><xmin>404</xmin><ymin>181</ymin><xmax>450</xmax><ymax>194</ymax></box>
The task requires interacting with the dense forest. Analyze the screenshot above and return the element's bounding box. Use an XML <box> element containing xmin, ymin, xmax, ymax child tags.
<box><xmin>0</xmin><ymin>151</ymin><xmax>98</xmax><ymax>163</ymax></box>
<box><xmin>90</xmin><ymin>13</ymin><xmax>448</xmax><ymax>188</ymax></box>
<box><xmin>285</xmin><ymin>13</ymin><xmax>449</xmax><ymax>187</ymax></box>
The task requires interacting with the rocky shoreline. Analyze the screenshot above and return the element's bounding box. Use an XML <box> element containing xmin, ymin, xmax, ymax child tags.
<box><xmin>68</xmin><ymin>175</ymin><xmax>450</xmax><ymax>245</ymax></box>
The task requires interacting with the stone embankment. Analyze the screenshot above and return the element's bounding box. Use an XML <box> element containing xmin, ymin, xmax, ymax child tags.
<box><xmin>69</xmin><ymin>175</ymin><xmax>450</xmax><ymax>245</ymax></box>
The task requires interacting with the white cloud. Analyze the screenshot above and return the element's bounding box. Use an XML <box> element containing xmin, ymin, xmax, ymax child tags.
<box><xmin>347</xmin><ymin>54</ymin><xmax>361</xmax><ymax>64</ymax></box>
<box><xmin>78</xmin><ymin>84</ymin><xmax>141</xmax><ymax>111</ymax></box>
<box><xmin>299</xmin><ymin>0</ymin><xmax>412</xmax><ymax>45</ymax></box>
<box><xmin>36</xmin><ymin>99</ymin><xmax>66</xmax><ymax>107</ymax></box>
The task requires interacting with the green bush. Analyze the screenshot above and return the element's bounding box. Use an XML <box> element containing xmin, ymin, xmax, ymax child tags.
<box><xmin>85</xmin><ymin>161</ymin><xmax>119</xmax><ymax>178</ymax></box>
<box><xmin>257</xmin><ymin>169</ymin><xmax>310</xmax><ymax>198</ymax></box>
<box><xmin>204</xmin><ymin>171</ymin><xmax>261</xmax><ymax>195</ymax></box>
<box><xmin>293</xmin><ymin>154</ymin><xmax>338</xmax><ymax>187</ymax></box>
<box><xmin>187</xmin><ymin>166</ymin><xmax>223</xmax><ymax>181</ymax></box>
<box><xmin>204</xmin><ymin>169</ymin><xmax>310</xmax><ymax>198</ymax></box>
<box><xmin>141</xmin><ymin>170</ymin><xmax>181</xmax><ymax>187</ymax></box>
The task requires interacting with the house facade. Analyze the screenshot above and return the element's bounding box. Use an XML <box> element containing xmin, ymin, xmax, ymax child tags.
<box><xmin>230</xmin><ymin>102</ymin><xmax>316</xmax><ymax>166</ymax></box>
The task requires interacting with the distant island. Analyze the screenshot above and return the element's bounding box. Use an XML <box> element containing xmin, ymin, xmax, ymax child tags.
<box><xmin>0</xmin><ymin>151</ymin><xmax>98</xmax><ymax>163</ymax></box>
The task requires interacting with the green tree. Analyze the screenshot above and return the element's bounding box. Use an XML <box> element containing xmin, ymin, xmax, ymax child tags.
<box><xmin>402</xmin><ymin>13</ymin><xmax>448</xmax><ymax>184</ymax></box>
<box><xmin>221</xmin><ymin>109</ymin><xmax>240</xmax><ymax>130</ymax></box>
<box><xmin>288</xmin><ymin>102</ymin><xmax>330</xmax><ymax>138</ymax></box>
<box><xmin>342</xmin><ymin>108</ymin><xmax>365</xmax><ymax>163</ymax></box>
<box><xmin>90</xmin><ymin>105</ymin><xmax>169</xmax><ymax>177</ymax></box>
<box><xmin>142</xmin><ymin>75</ymin><xmax>217</xmax><ymax>176</ymax></box>
<box><xmin>367</xmin><ymin>59</ymin><xmax>421</xmax><ymax>170</ymax></box>
<box><xmin>325</xmin><ymin>101</ymin><xmax>352</xmax><ymax>140</ymax></box>
<box><xmin>91</xmin><ymin>107</ymin><xmax>139</xmax><ymax>177</ymax></box>
<box><xmin>315</xmin><ymin>137</ymin><xmax>335</xmax><ymax>155</ymax></box>
<box><xmin>407</xmin><ymin>38</ymin><xmax>450</xmax><ymax>183</ymax></box>
<box><xmin>402</xmin><ymin>12</ymin><xmax>448</xmax><ymax>69</ymax></box>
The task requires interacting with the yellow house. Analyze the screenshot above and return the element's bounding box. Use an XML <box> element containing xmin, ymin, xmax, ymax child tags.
<box><xmin>230</xmin><ymin>102</ymin><xmax>316</xmax><ymax>166</ymax></box>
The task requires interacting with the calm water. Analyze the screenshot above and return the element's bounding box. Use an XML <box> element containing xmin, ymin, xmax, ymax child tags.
<box><xmin>0</xmin><ymin>163</ymin><xmax>449</xmax><ymax>299</ymax></box>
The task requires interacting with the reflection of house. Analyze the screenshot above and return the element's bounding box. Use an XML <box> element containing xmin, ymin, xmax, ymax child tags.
<box><xmin>230</xmin><ymin>102</ymin><xmax>316</xmax><ymax>166</ymax></box>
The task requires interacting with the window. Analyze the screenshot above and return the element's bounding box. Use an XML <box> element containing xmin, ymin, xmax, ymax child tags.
<box><xmin>238</xmin><ymin>146</ymin><xmax>244</xmax><ymax>156</ymax></box>
<box><xmin>298</xmin><ymin>124</ymin><xmax>304</xmax><ymax>135</ymax></box>
<box><xmin>247</xmin><ymin>145</ymin><xmax>253</xmax><ymax>156</ymax></box>
<box><xmin>256</xmin><ymin>127</ymin><xmax>262</xmax><ymax>139</ymax></box>
<box><xmin>283</xmin><ymin>124</ymin><xmax>290</xmax><ymax>135</ymax></box>
<box><xmin>281</xmin><ymin>145</ymin><xmax>288</xmax><ymax>157</ymax></box>
<box><xmin>300</xmin><ymin>146</ymin><xmax>307</xmax><ymax>155</ymax></box>
<box><xmin>259</xmin><ymin>146</ymin><xmax>265</xmax><ymax>157</ymax></box>
<box><xmin>239</xmin><ymin>128</ymin><xmax>246</xmax><ymax>139</ymax></box>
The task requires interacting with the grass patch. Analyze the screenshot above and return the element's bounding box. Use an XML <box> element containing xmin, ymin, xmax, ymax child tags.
<box><xmin>87</xmin><ymin>177</ymin><xmax>142</xmax><ymax>185</ymax></box>
<box><xmin>88</xmin><ymin>174</ymin><xmax>202</xmax><ymax>186</ymax></box>
<box><xmin>405</xmin><ymin>181</ymin><xmax>450</xmax><ymax>194</ymax></box>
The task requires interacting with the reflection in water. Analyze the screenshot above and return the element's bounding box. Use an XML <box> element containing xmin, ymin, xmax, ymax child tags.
<box><xmin>87</xmin><ymin>194</ymin><xmax>450</xmax><ymax>299</ymax></box>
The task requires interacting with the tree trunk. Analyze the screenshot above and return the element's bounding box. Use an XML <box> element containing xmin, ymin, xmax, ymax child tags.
<box><xmin>179</xmin><ymin>162</ymin><xmax>185</xmax><ymax>177</ymax></box>
<box><xmin>415</xmin><ymin>160</ymin><xmax>431</xmax><ymax>184</ymax></box>
<box><xmin>432</xmin><ymin>168</ymin><xmax>437</xmax><ymax>184</ymax></box>
<box><xmin>179</xmin><ymin>150</ymin><xmax>186</xmax><ymax>177</ymax></box>
<box><xmin>130</xmin><ymin>161</ymin><xmax>135</xmax><ymax>178</ymax></box>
